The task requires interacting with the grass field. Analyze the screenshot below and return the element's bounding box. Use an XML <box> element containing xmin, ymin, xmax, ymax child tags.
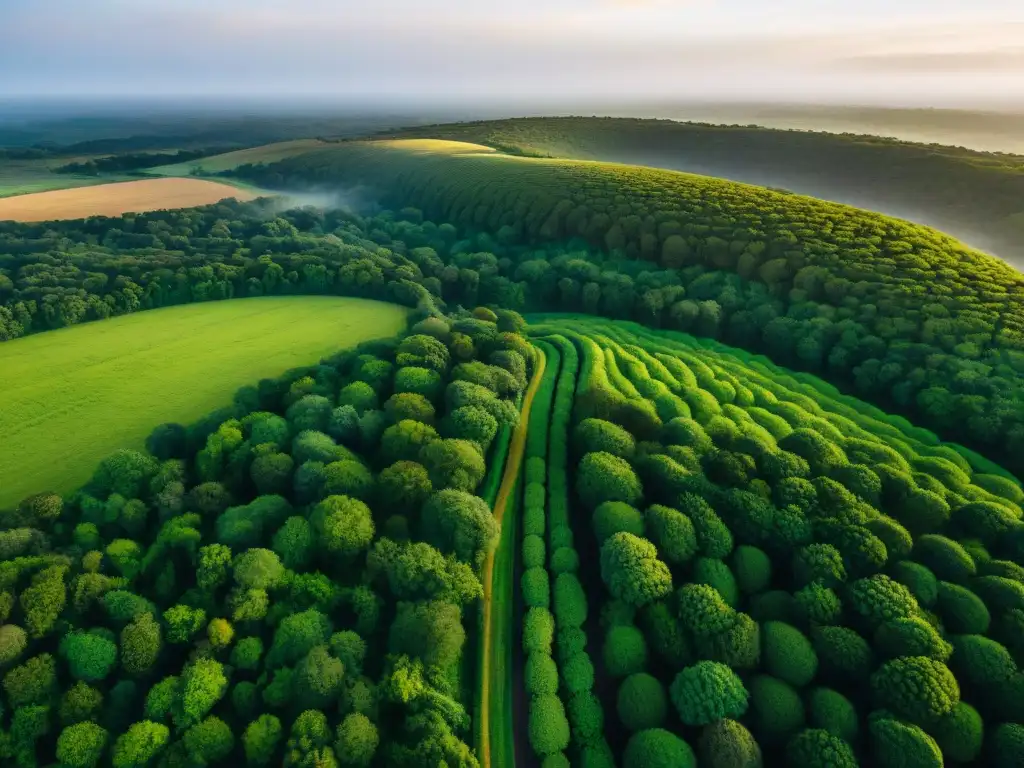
<box><xmin>148</xmin><ymin>138</ymin><xmax>328</xmax><ymax>176</ymax></box>
<box><xmin>0</xmin><ymin>177</ymin><xmax>258</xmax><ymax>221</ymax></box>
<box><xmin>0</xmin><ymin>296</ymin><xmax>408</xmax><ymax>509</ymax></box>
<box><xmin>0</xmin><ymin>157</ymin><xmax>135</xmax><ymax>198</ymax></box>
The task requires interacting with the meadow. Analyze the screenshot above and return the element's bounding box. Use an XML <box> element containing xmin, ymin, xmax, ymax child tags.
<box><xmin>0</xmin><ymin>296</ymin><xmax>408</xmax><ymax>507</ymax></box>
<box><xmin>0</xmin><ymin>177</ymin><xmax>258</xmax><ymax>221</ymax></box>
<box><xmin>0</xmin><ymin>156</ymin><xmax>134</xmax><ymax>198</ymax></box>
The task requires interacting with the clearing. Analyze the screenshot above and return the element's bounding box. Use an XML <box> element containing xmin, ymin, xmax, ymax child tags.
<box><xmin>0</xmin><ymin>296</ymin><xmax>408</xmax><ymax>508</ymax></box>
<box><xmin>0</xmin><ymin>177</ymin><xmax>259</xmax><ymax>222</ymax></box>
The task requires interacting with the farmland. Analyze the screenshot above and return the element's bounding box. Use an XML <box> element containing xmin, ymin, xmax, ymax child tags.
<box><xmin>0</xmin><ymin>296</ymin><xmax>408</xmax><ymax>508</ymax></box>
<box><xmin>0</xmin><ymin>177</ymin><xmax>259</xmax><ymax>222</ymax></box>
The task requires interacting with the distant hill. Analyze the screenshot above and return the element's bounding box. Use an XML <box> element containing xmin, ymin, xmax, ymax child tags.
<box><xmin>379</xmin><ymin>117</ymin><xmax>1024</xmax><ymax>265</ymax></box>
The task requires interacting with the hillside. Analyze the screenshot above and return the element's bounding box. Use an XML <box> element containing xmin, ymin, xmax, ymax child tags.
<box><xmin>379</xmin><ymin>117</ymin><xmax>1024</xmax><ymax>263</ymax></box>
<box><xmin>233</xmin><ymin>139</ymin><xmax>1024</xmax><ymax>471</ymax></box>
<box><xmin>147</xmin><ymin>139</ymin><xmax>328</xmax><ymax>177</ymax></box>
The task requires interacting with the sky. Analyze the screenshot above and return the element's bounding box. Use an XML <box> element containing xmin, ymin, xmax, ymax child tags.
<box><xmin>0</xmin><ymin>0</ymin><xmax>1022</xmax><ymax>107</ymax></box>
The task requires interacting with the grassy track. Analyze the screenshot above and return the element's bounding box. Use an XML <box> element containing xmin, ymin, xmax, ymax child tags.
<box><xmin>479</xmin><ymin>347</ymin><xmax>547</xmax><ymax>768</ymax></box>
<box><xmin>0</xmin><ymin>296</ymin><xmax>408</xmax><ymax>508</ymax></box>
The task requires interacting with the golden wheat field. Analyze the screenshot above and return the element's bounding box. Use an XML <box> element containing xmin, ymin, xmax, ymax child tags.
<box><xmin>0</xmin><ymin>177</ymin><xmax>259</xmax><ymax>221</ymax></box>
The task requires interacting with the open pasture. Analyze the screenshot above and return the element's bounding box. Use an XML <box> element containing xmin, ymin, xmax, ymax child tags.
<box><xmin>0</xmin><ymin>177</ymin><xmax>258</xmax><ymax>222</ymax></box>
<box><xmin>0</xmin><ymin>296</ymin><xmax>408</xmax><ymax>507</ymax></box>
<box><xmin>148</xmin><ymin>138</ymin><xmax>328</xmax><ymax>176</ymax></box>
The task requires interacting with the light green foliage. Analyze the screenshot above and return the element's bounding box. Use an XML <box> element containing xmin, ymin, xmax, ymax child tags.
<box><xmin>644</xmin><ymin>504</ymin><xmax>697</xmax><ymax>565</ymax></box>
<box><xmin>56</xmin><ymin>721</ymin><xmax>109</xmax><ymax>768</ymax></box>
<box><xmin>794</xmin><ymin>581</ymin><xmax>842</xmax><ymax>626</ymax></box>
<box><xmin>793</xmin><ymin>543</ymin><xmax>847</xmax><ymax>588</ymax></box>
<box><xmin>233</xmin><ymin>548</ymin><xmax>285</xmax><ymax>590</ymax></box>
<box><xmin>111</xmin><ymin>720</ymin><xmax>170</xmax><ymax>768</ymax></box>
<box><xmin>529</xmin><ymin>694</ymin><xmax>571</xmax><ymax>756</ymax></box>
<box><xmin>671</xmin><ymin>660</ymin><xmax>749</xmax><ymax>726</ymax></box>
<box><xmin>183</xmin><ymin>716</ymin><xmax>235</xmax><ymax>765</ymax></box>
<box><xmin>913</xmin><ymin>535</ymin><xmax>977</xmax><ymax>583</ymax></box>
<box><xmin>335</xmin><ymin>712</ymin><xmax>378</xmax><ymax>766</ymax></box>
<box><xmin>847</xmin><ymin>574</ymin><xmax>920</xmax><ymax>628</ymax></box>
<box><xmin>693</xmin><ymin>557</ymin><xmax>740</xmax><ymax>607</ymax></box>
<box><xmin>163</xmin><ymin>605</ymin><xmax>206</xmax><ymax>645</ymax></box>
<box><xmin>600</xmin><ymin>532</ymin><xmax>672</xmax><ymax>607</ymax></box>
<box><xmin>874</xmin><ymin>616</ymin><xmax>952</xmax><ymax>661</ymax></box>
<box><xmin>623</xmin><ymin>728</ymin><xmax>696</xmax><ymax>768</ymax></box>
<box><xmin>574</xmin><ymin>418</ymin><xmax>637</xmax><ymax>459</ymax></box>
<box><xmin>577</xmin><ymin>451</ymin><xmax>643</xmax><ymax>510</ymax></box>
<box><xmin>936</xmin><ymin>581</ymin><xmax>991</xmax><ymax>634</ymax></box>
<box><xmin>0</xmin><ymin>297</ymin><xmax>405</xmax><ymax>507</ymax></box>
<box><xmin>311</xmin><ymin>495</ymin><xmax>375</xmax><ymax>558</ymax></box>
<box><xmin>178</xmin><ymin>657</ymin><xmax>228</xmax><ymax>728</ymax></box>
<box><xmin>593</xmin><ymin>501</ymin><xmax>645</xmax><ymax>544</ymax></box>
<box><xmin>243</xmin><ymin>714</ymin><xmax>283</xmax><ymax>766</ymax></box>
<box><xmin>120</xmin><ymin>612</ymin><xmax>162</xmax><ymax>674</ymax></box>
<box><xmin>889</xmin><ymin>561</ymin><xmax>939</xmax><ymax>607</ymax></box>
<box><xmin>267</xmin><ymin>609</ymin><xmax>332</xmax><ymax>667</ymax></box>
<box><xmin>420</xmin><ymin>437</ymin><xmax>486</xmax><ymax>492</ymax></box>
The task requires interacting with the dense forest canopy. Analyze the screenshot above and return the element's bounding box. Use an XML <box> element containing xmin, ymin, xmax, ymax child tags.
<box><xmin>228</xmin><ymin>142</ymin><xmax>1024</xmax><ymax>474</ymax></box>
<box><xmin>379</xmin><ymin>117</ymin><xmax>1024</xmax><ymax>261</ymax></box>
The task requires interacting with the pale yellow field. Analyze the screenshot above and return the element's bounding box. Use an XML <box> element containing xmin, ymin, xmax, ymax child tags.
<box><xmin>0</xmin><ymin>178</ymin><xmax>258</xmax><ymax>221</ymax></box>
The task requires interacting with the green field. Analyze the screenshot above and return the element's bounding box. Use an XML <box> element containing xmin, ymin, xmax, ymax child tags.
<box><xmin>0</xmin><ymin>296</ymin><xmax>407</xmax><ymax>508</ymax></box>
<box><xmin>0</xmin><ymin>157</ymin><xmax>135</xmax><ymax>198</ymax></box>
<box><xmin>148</xmin><ymin>138</ymin><xmax>327</xmax><ymax>177</ymax></box>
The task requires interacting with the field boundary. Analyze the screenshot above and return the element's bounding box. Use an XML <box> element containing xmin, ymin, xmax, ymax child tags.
<box><xmin>479</xmin><ymin>346</ymin><xmax>547</xmax><ymax>768</ymax></box>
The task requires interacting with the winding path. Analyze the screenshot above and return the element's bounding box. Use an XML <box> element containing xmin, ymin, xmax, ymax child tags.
<box><xmin>479</xmin><ymin>346</ymin><xmax>547</xmax><ymax>768</ymax></box>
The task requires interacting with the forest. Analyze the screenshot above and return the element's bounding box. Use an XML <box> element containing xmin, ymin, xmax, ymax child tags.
<box><xmin>3</xmin><ymin>119</ymin><xmax>1024</xmax><ymax>768</ymax></box>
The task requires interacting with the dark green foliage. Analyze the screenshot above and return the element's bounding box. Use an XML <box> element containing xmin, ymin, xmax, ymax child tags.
<box><xmin>794</xmin><ymin>581</ymin><xmax>842</xmax><ymax>626</ymax></box>
<box><xmin>811</xmin><ymin>625</ymin><xmax>874</xmax><ymax>682</ymax></box>
<box><xmin>694</xmin><ymin>612</ymin><xmax>761</xmax><ymax>671</ymax></box>
<box><xmin>913</xmin><ymin>535</ymin><xmax>976</xmax><ymax>583</ymax></box>
<box><xmin>793</xmin><ymin>543</ymin><xmax>847</xmax><ymax>588</ymax></box>
<box><xmin>889</xmin><ymin>561</ymin><xmax>939</xmax><ymax>607</ymax></box>
<box><xmin>623</xmin><ymin>728</ymin><xmax>696</xmax><ymax>768</ymax></box>
<box><xmin>761</xmin><ymin>621</ymin><xmax>818</xmax><ymax>687</ymax></box>
<box><xmin>335</xmin><ymin>712</ymin><xmax>378</xmax><ymax>766</ymax></box>
<box><xmin>593</xmin><ymin>501</ymin><xmax>645</xmax><ymax>544</ymax></box>
<box><xmin>867</xmin><ymin>713</ymin><xmax>942</xmax><ymax>768</ymax></box>
<box><xmin>731</xmin><ymin>545</ymin><xmax>771</xmax><ymax>594</ymax></box>
<box><xmin>681</xmin><ymin>494</ymin><xmax>734</xmax><ymax>558</ymax></box>
<box><xmin>698</xmin><ymin>719</ymin><xmax>762</xmax><ymax>768</ymax></box>
<box><xmin>988</xmin><ymin>723</ymin><xmax>1024</xmax><ymax>768</ymax></box>
<box><xmin>639</xmin><ymin>600</ymin><xmax>693</xmax><ymax>669</ymax></box>
<box><xmin>747</xmin><ymin>674</ymin><xmax>805</xmax><ymax>746</ymax></box>
<box><xmin>693</xmin><ymin>557</ymin><xmax>740</xmax><ymax>607</ymax></box>
<box><xmin>671</xmin><ymin>661</ymin><xmax>749</xmax><ymax>726</ymax></box>
<box><xmin>933</xmin><ymin>702</ymin><xmax>983</xmax><ymax>764</ymax></box>
<box><xmin>875</xmin><ymin>616</ymin><xmax>952</xmax><ymax>661</ymax></box>
<box><xmin>948</xmin><ymin>634</ymin><xmax>1017</xmax><ymax>686</ymax></box>
<box><xmin>523</xmin><ymin>607</ymin><xmax>555</xmax><ymax>655</ymax></box>
<box><xmin>936</xmin><ymin>581</ymin><xmax>991</xmax><ymax>634</ymax></box>
<box><xmin>522</xmin><ymin>567</ymin><xmax>551</xmax><ymax>609</ymax></box>
<box><xmin>310</xmin><ymin>494</ymin><xmax>375</xmax><ymax>559</ymax></box>
<box><xmin>421</xmin><ymin>488</ymin><xmax>499</xmax><ymax>567</ymax></box>
<box><xmin>617</xmin><ymin>673</ymin><xmax>667</xmax><ymax>731</ymax></box>
<box><xmin>871</xmin><ymin>656</ymin><xmax>959</xmax><ymax>725</ymax></box>
<box><xmin>525</xmin><ymin>652</ymin><xmax>559</xmax><ymax>696</ymax></box>
<box><xmin>59</xmin><ymin>630</ymin><xmax>118</xmax><ymax>682</ymax></box>
<box><xmin>574</xmin><ymin>418</ymin><xmax>637</xmax><ymax>459</ymax></box>
<box><xmin>786</xmin><ymin>728</ymin><xmax>857</xmax><ymax>768</ymax></box>
<box><xmin>807</xmin><ymin>687</ymin><xmax>859</xmax><ymax>744</ymax></box>
<box><xmin>602</xmin><ymin>625</ymin><xmax>648</xmax><ymax>678</ymax></box>
<box><xmin>644</xmin><ymin>504</ymin><xmax>697</xmax><ymax>565</ymax></box>
<box><xmin>847</xmin><ymin>574</ymin><xmax>919</xmax><ymax>628</ymax></box>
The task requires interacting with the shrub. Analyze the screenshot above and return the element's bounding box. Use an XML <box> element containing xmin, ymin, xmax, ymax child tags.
<box><xmin>807</xmin><ymin>687</ymin><xmax>858</xmax><ymax>744</ymax></box>
<box><xmin>972</xmin><ymin>575</ymin><xmax>1024</xmax><ymax>613</ymax></box>
<box><xmin>617</xmin><ymin>673</ymin><xmax>667</xmax><ymax>731</ymax></box>
<box><xmin>639</xmin><ymin>601</ymin><xmax>693</xmax><ymax>669</ymax></box>
<box><xmin>524</xmin><ymin>607</ymin><xmax>555</xmax><ymax>656</ymax></box>
<box><xmin>554</xmin><ymin>573</ymin><xmax>588</xmax><ymax>628</ymax></box>
<box><xmin>670</xmin><ymin>661</ymin><xmax>749</xmax><ymax>726</ymax></box>
<box><xmin>988</xmin><ymin>723</ymin><xmax>1024</xmax><ymax>768</ymax></box>
<box><xmin>574</xmin><ymin>418</ymin><xmax>637</xmax><ymax>459</ymax></box>
<box><xmin>933</xmin><ymin>701</ymin><xmax>983</xmax><ymax>764</ymax></box>
<box><xmin>794</xmin><ymin>581</ymin><xmax>842</xmax><ymax>626</ymax></box>
<box><xmin>913</xmin><ymin>535</ymin><xmax>976</xmax><ymax>583</ymax></box>
<box><xmin>867</xmin><ymin>713</ymin><xmax>942</xmax><ymax>768</ymax></box>
<box><xmin>623</xmin><ymin>728</ymin><xmax>696</xmax><ymax>768</ymax></box>
<box><xmin>793</xmin><ymin>543</ymin><xmax>846</xmax><ymax>588</ymax></box>
<box><xmin>561</xmin><ymin>651</ymin><xmax>595</xmax><ymax>696</ymax></box>
<box><xmin>694</xmin><ymin>611</ymin><xmax>761</xmax><ymax>671</ymax></box>
<box><xmin>811</xmin><ymin>625</ymin><xmax>874</xmax><ymax>682</ymax></box>
<box><xmin>874</xmin><ymin>616</ymin><xmax>952</xmax><ymax>662</ymax></box>
<box><xmin>784</xmin><ymin>729</ymin><xmax>856</xmax><ymax>768</ymax></box>
<box><xmin>603</xmin><ymin>625</ymin><xmax>648</xmax><ymax>677</ymax></box>
<box><xmin>525</xmin><ymin>652</ymin><xmax>559</xmax><ymax>696</ymax></box>
<box><xmin>747</xmin><ymin>674</ymin><xmax>805</xmax><ymax>743</ymax></box>
<box><xmin>889</xmin><ymin>561</ymin><xmax>939</xmax><ymax>607</ymax></box>
<box><xmin>600</xmin><ymin>532</ymin><xmax>673</xmax><ymax>607</ymax></box>
<box><xmin>523</xmin><ymin>535</ymin><xmax>546</xmax><ymax>569</ymax></box>
<box><xmin>529</xmin><ymin>694</ymin><xmax>570</xmax><ymax>756</ymax></box>
<box><xmin>56</xmin><ymin>721</ymin><xmax>109</xmax><ymax>768</ymax></box>
<box><xmin>936</xmin><ymin>581</ymin><xmax>991</xmax><ymax>634</ymax></box>
<box><xmin>522</xmin><ymin>567</ymin><xmax>551</xmax><ymax>609</ymax></box>
<box><xmin>697</xmin><ymin>719</ymin><xmax>762</xmax><ymax>768</ymax></box>
<box><xmin>60</xmin><ymin>630</ymin><xmax>118</xmax><ymax>682</ymax></box>
<box><xmin>948</xmin><ymin>634</ymin><xmax>1017</xmax><ymax>687</ymax></box>
<box><xmin>593</xmin><ymin>502</ymin><xmax>645</xmax><ymax>543</ymax></box>
<box><xmin>731</xmin><ymin>546</ymin><xmax>771</xmax><ymax>595</ymax></box>
<box><xmin>681</xmin><ymin>494</ymin><xmax>734</xmax><ymax>558</ymax></box>
<box><xmin>551</xmin><ymin>546</ymin><xmax>580</xmax><ymax>574</ymax></box>
<box><xmin>867</xmin><ymin>516</ymin><xmax>914</xmax><ymax>561</ymax></box>
<box><xmin>761</xmin><ymin>621</ymin><xmax>818</xmax><ymax>688</ymax></box>
<box><xmin>871</xmin><ymin>656</ymin><xmax>959</xmax><ymax>725</ymax></box>
<box><xmin>644</xmin><ymin>504</ymin><xmax>697</xmax><ymax>565</ymax></box>
<box><xmin>577</xmin><ymin>451</ymin><xmax>643</xmax><ymax>509</ymax></box>
<box><xmin>693</xmin><ymin>558</ymin><xmax>740</xmax><ymax>608</ymax></box>
<box><xmin>748</xmin><ymin>590</ymin><xmax>796</xmax><ymax>623</ymax></box>
<box><xmin>676</xmin><ymin>583</ymin><xmax>735</xmax><ymax>637</ymax></box>
<box><xmin>567</xmin><ymin>689</ymin><xmax>605</xmax><ymax>745</ymax></box>
<box><xmin>847</xmin><ymin>574</ymin><xmax>919</xmax><ymax>629</ymax></box>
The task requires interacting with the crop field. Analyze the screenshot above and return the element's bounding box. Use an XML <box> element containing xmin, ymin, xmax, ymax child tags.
<box><xmin>0</xmin><ymin>296</ymin><xmax>407</xmax><ymax>508</ymax></box>
<box><xmin>0</xmin><ymin>177</ymin><xmax>258</xmax><ymax>221</ymax></box>
<box><xmin>517</xmin><ymin>313</ymin><xmax>1024</xmax><ymax>766</ymax></box>
<box><xmin>147</xmin><ymin>138</ymin><xmax>328</xmax><ymax>176</ymax></box>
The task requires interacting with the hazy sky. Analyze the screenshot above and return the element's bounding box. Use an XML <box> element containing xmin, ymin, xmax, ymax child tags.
<box><xmin>1</xmin><ymin>0</ymin><xmax>1022</xmax><ymax>106</ymax></box>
